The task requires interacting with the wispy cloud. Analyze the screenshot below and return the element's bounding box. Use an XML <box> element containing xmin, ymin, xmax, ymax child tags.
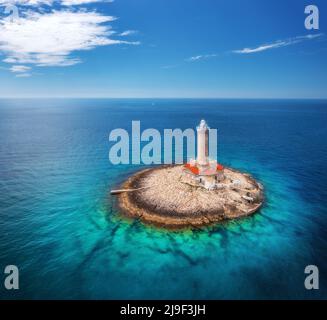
<box><xmin>62</xmin><ymin>0</ymin><xmax>114</xmax><ymax>5</ymax></box>
<box><xmin>119</xmin><ymin>30</ymin><xmax>138</xmax><ymax>36</ymax></box>
<box><xmin>0</xmin><ymin>0</ymin><xmax>137</xmax><ymax>77</ymax></box>
<box><xmin>10</xmin><ymin>65</ymin><xmax>31</xmax><ymax>73</ymax></box>
<box><xmin>0</xmin><ymin>9</ymin><xmax>139</xmax><ymax>69</ymax></box>
<box><xmin>0</xmin><ymin>1</ymin><xmax>51</xmax><ymax>4</ymax></box>
<box><xmin>0</xmin><ymin>0</ymin><xmax>113</xmax><ymax>6</ymax></box>
<box><xmin>233</xmin><ymin>34</ymin><xmax>324</xmax><ymax>54</ymax></box>
<box><xmin>186</xmin><ymin>54</ymin><xmax>217</xmax><ymax>62</ymax></box>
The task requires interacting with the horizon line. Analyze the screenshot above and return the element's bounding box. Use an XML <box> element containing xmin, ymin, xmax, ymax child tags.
<box><xmin>0</xmin><ymin>96</ymin><xmax>326</xmax><ymax>100</ymax></box>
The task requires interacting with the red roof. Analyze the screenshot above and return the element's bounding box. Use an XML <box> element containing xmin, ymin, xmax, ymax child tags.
<box><xmin>184</xmin><ymin>162</ymin><xmax>224</xmax><ymax>175</ymax></box>
<box><xmin>217</xmin><ymin>164</ymin><xmax>224</xmax><ymax>171</ymax></box>
<box><xmin>184</xmin><ymin>163</ymin><xmax>199</xmax><ymax>175</ymax></box>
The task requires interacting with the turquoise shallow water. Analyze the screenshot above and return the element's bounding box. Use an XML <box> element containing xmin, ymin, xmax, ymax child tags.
<box><xmin>0</xmin><ymin>99</ymin><xmax>326</xmax><ymax>299</ymax></box>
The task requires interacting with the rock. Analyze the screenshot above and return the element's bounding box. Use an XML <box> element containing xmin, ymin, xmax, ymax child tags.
<box><xmin>117</xmin><ymin>165</ymin><xmax>264</xmax><ymax>229</ymax></box>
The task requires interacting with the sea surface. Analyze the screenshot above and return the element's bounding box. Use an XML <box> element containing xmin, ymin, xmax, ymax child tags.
<box><xmin>0</xmin><ymin>99</ymin><xmax>326</xmax><ymax>299</ymax></box>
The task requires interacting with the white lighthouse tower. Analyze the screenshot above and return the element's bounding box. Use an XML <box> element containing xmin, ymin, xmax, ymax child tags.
<box><xmin>196</xmin><ymin>119</ymin><xmax>209</xmax><ymax>166</ymax></box>
<box><xmin>183</xmin><ymin>119</ymin><xmax>224</xmax><ymax>190</ymax></box>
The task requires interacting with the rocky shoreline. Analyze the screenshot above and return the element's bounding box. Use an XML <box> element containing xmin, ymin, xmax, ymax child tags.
<box><xmin>117</xmin><ymin>165</ymin><xmax>264</xmax><ymax>229</ymax></box>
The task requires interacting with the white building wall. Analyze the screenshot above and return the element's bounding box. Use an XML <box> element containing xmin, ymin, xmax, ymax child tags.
<box><xmin>197</xmin><ymin>120</ymin><xmax>209</xmax><ymax>166</ymax></box>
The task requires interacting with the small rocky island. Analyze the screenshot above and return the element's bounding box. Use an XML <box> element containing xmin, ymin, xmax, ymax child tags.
<box><xmin>115</xmin><ymin>120</ymin><xmax>264</xmax><ymax>229</ymax></box>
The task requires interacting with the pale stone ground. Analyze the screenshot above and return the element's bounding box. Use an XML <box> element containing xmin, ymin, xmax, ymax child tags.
<box><xmin>118</xmin><ymin>165</ymin><xmax>264</xmax><ymax>228</ymax></box>
<box><xmin>136</xmin><ymin>166</ymin><xmax>263</xmax><ymax>217</ymax></box>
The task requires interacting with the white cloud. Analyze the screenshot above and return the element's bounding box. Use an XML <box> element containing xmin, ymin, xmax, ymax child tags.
<box><xmin>186</xmin><ymin>54</ymin><xmax>217</xmax><ymax>62</ymax></box>
<box><xmin>10</xmin><ymin>65</ymin><xmax>31</xmax><ymax>72</ymax></box>
<box><xmin>0</xmin><ymin>10</ymin><xmax>139</xmax><ymax>67</ymax></box>
<box><xmin>233</xmin><ymin>34</ymin><xmax>324</xmax><ymax>54</ymax></box>
<box><xmin>62</xmin><ymin>0</ymin><xmax>114</xmax><ymax>5</ymax></box>
<box><xmin>0</xmin><ymin>0</ymin><xmax>52</xmax><ymax>5</ymax></box>
<box><xmin>0</xmin><ymin>0</ymin><xmax>113</xmax><ymax>5</ymax></box>
<box><xmin>119</xmin><ymin>30</ymin><xmax>137</xmax><ymax>36</ymax></box>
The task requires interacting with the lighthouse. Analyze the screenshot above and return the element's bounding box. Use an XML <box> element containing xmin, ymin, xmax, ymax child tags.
<box><xmin>183</xmin><ymin>119</ymin><xmax>225</xmax><ymax>190</ymax></box>
<box><xmin>196</xmin><ymin>119</ymin><xmax>209</xmax><ymax>166</ymax></box>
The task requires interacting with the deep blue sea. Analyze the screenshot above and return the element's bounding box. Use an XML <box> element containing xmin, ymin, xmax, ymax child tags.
<box><xmin>0</xmin><ymin>99</ymin><xmax>326</xmax><ymax>299</ymax></box>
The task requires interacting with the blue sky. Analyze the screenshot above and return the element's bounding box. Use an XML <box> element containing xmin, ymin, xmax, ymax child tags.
<box><xmin>0</xmin><ymin>0</ymin><xmax>326</xmax><ymax>98</ymax></box>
